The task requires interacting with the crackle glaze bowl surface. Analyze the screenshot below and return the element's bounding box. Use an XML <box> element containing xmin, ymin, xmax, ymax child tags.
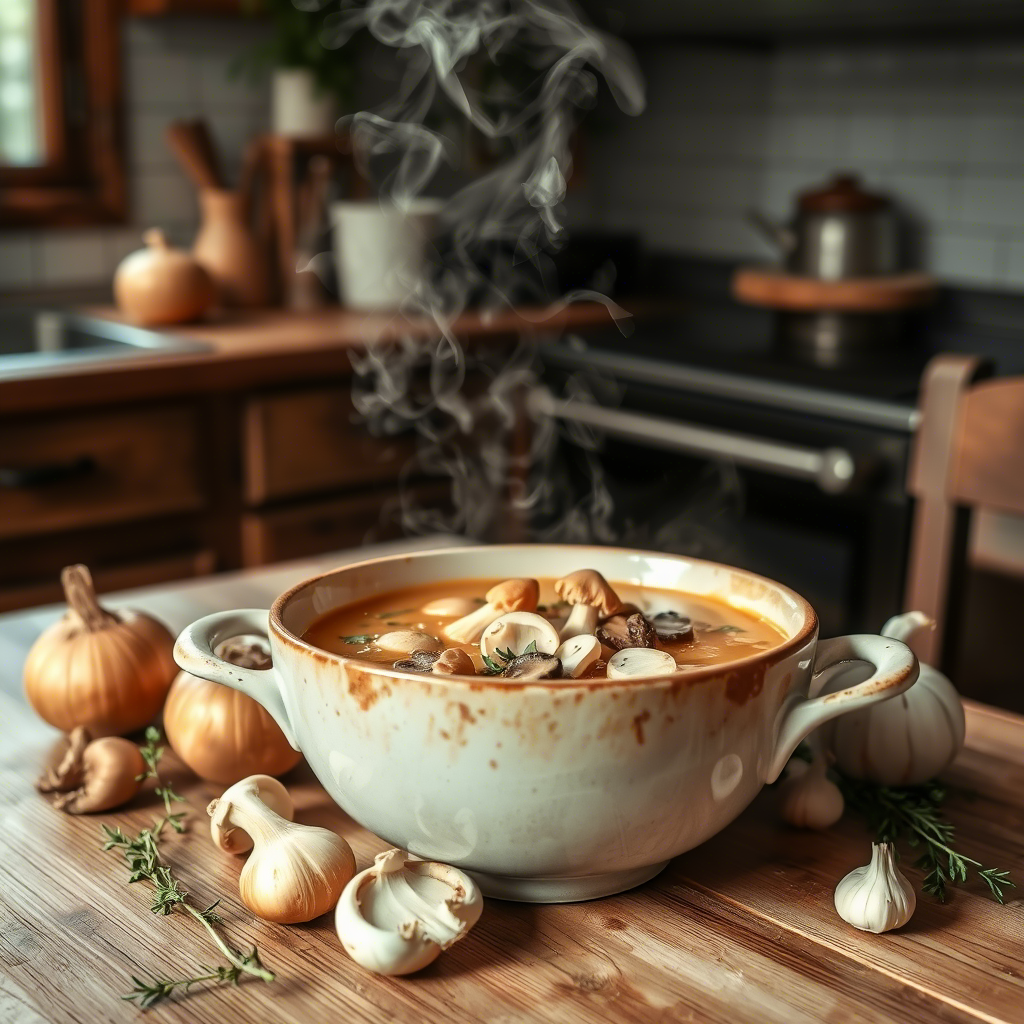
<box><xmin>174</xmin><ymin>545</ymin><xmax>918</xmax><ymax>903</ymax></box>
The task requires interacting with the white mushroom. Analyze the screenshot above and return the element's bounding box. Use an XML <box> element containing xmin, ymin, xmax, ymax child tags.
<box><xmin>444</xmin><ymin>578</ymin><xmax>539</xmax><ymax>644</ymax></box>
<box><xmin>554</xmin><ymin>635</ymin><xmax>602</xmax><ymax>679</ymax></box>
<box><xmin>335</xmin><ymin>848</ymin><xmax>483</xmax><ymax>976</ymax></box>
<box><xmin>554</xmin><ymin>570</ymin><xmax>623</xmax><ymax>641</ymax></box>
<box><xmin>606</xmin><ymin>647</ymin><xmax>677</xmax><ymax>679</ymax></box>
<box><xmin>376</xmin><ymin>630</ymin><xmax>443</xmax><ymax>655</ymax></box>
<box><xmin>422</xmin><ymin>596</ymin><xmax>480</xmax><ymax>618</ymax></box>
<box><xmin>480</xmin><ymin>611</ymin><xmax>560</xmax><ymax>664</ymax></box>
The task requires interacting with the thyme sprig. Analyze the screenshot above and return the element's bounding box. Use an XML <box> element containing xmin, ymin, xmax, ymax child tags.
<box><xmin>123</xmin><ymin>954</ymin><xmax>266</xmax><ymax>1009</ymax></box>
<box><xmin>481</xmin><ymin>640</ymin><xmax>538</xmax><ymax>675</ymax></box>
<box><xmin>102</xmin><ymin>730</ymin><xmax>275</xmax><ymax>1006</ymax></box>
<box><xmin>836</xmin><ymin>775</ymin><xmax>1016</xmax><ymax>904</ymax></box>
<box><xmin>136</xmin><ymin>726</ymin><xmax>187</xmax><ymax>834</ymax></box>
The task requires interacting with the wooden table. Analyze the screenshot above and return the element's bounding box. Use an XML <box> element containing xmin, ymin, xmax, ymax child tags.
<box><xmin>1</xmin><ymin>538</ymin><xmax>1023</xmax><ymax>1024</ymax></box>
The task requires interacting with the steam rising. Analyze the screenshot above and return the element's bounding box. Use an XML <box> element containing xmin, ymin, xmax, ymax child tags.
<box><xmin>328</xmin><ymin>0</ymin><xmax>646</xmax><ymax>540</ymax></box>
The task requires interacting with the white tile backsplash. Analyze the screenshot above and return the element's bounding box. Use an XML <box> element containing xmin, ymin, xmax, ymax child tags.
<box><xmin>0</xmin><ymin>235</ymin><xmax>37</xmax><ymax>290</ymax></box>
<box><xmin>958</xmin><ymin>175</ymin><xmax>1024</xmax><ymax>230</ymax></box>
<box><xmin>590</xmin><ymin>37</ymin><xmax>1024</xmax><ymax>292</ymax></box>
<box><xmin>38</xmin><ymin>232</ymin><xmax>109</xmax><ymax>287</ymax></box>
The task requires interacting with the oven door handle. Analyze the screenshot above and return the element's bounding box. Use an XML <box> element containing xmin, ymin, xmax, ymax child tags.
<box><xmin>531</xmin><ymin>391</ymin><xmax>860</xmax><ymax>495</ymax></box>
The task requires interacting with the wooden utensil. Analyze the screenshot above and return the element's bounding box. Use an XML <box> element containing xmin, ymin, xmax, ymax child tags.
<box><xmin>164</xmin><ymin>120</ymin><xmax>221</xmax><ymax>190</ymax></box>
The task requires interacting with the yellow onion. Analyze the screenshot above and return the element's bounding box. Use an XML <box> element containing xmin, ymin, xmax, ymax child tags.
<box><xmin>23</xmin><ymin>565</ymin><xmax>176</xmax><ymax>736</ymax></box>
<box><xmin>163</xmin><ymin>640</ymin><xmax>301</xmax><ymax>784</ymax></box>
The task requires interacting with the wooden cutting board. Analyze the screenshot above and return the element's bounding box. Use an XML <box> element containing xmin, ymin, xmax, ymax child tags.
<box><xmin>732</xmin><ymin>267</ymin><xmax>938</xmax><ymax>312</ymax></box>
<box><xmin>3</xmin><ymin>688</ymin><xmax>1023</xmax><ymax>1024</ymax></box>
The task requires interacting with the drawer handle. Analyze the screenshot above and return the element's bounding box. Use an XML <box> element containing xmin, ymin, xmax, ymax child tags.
<box><xmin>0</xmin><ymin>456</ymin><xmax>97</xmax><ymax>488</ymax></box>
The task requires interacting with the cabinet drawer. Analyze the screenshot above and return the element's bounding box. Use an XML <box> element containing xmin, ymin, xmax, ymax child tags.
<box><xmin>244</xmin><ymin>388</ymin><xmax>416</xmax><ymax>505</ymax></box>
<box><xmin>0</xmin><ymin>406</ymin><xmax>204</xmax><ymax>540</ymax></box>
<box><xmin>241</xmin><ymin>483</ymin><xmax>450</xmax><ymax>566</ymax></box>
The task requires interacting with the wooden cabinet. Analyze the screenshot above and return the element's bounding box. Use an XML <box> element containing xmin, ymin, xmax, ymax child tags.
<box><xmin>0</xmin><ymin>405</ymin><xmax>204</xmax><ymax>540</ymax></box>
<box><xmin>0</xmin><ymin>379</ymin><xmax>443</xmax><ymax>610</ymax></box>
<box><xmin>243</xmin><ymin>388</ymin><xmax>416</xmax><ymax>504</ymax></box>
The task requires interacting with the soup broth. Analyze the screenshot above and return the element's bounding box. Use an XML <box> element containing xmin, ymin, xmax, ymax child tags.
<box><xmin>302</xmin><ymin>577</ymin><xmax>785</xmax><ymax>679</ymax></box>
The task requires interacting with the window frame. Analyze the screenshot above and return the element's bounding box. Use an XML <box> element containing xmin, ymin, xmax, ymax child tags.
<box><xmin>0</xmin><ymin>0</ymin><xmax>126</xmax><ymax>227</ymax></box>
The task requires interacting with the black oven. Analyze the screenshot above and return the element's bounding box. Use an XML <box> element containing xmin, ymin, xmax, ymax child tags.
<box><xmin>532</xmin><ymin>326</ymin><xmax>921</xmax><ymax>637</ymax></box>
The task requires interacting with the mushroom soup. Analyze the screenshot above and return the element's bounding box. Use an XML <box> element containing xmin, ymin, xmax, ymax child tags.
<box><xmin>301</xmin><ymin>573</ymin><xmax>785</xmax><ymax>681</ymax></box>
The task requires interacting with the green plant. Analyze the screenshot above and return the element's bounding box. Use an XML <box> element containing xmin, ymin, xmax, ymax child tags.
<box><xmin>232</xmin><ymin>0</ymin><xmax>360</xmax><ymax>108</ymax></box>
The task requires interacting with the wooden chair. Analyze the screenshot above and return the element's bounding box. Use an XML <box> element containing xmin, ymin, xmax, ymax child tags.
<box><xmin>904</xmin><ymin>354</ymin><xmax>1024</xmax><ymax>670</ymax></box>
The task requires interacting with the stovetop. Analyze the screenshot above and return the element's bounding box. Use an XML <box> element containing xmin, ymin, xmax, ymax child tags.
<box><xmin>539</xmin><ymin>300</ymin><xmax>932</xmax><ymax>433</ymax></box>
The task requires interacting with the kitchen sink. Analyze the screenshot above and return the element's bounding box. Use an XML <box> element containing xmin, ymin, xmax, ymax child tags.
<box><xmin>0</xmin><ymin>308</ymin><xmax>209</xmax><ymax>379</ymax></box>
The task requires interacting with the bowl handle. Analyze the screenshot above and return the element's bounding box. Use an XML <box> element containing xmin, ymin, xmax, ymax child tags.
<box><xmin>767</xmin><ymin>634</ymin><xmax>918</xmax><ymax>782</ymax></box>
<box><xmin>173</xmin><ymin>609</ymin><xmax>298</xmax><ymax>750</ymax></box>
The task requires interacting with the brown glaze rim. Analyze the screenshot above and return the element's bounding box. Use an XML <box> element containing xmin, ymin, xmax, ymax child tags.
<box><xmin>269</xmin><ymin>544</ymin><xmax>819</xmax><ymax>691</ymax></box>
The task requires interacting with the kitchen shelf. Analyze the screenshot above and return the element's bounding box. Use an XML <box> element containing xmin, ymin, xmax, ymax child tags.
<box><xmin>125</xmin><ymin>0</ymin><xmax>243</xmax><ymax>16</ymax></box>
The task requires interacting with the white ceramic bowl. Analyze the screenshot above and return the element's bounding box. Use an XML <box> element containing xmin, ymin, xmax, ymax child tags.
<box><xmin>174</xmin><ymin>545</ymin><xmax>918</xmax><ymax>903</ymax></box>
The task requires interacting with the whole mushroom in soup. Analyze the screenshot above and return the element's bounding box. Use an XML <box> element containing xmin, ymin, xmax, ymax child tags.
<box><xmin>554</xmin><ymin>570</ymin><xmax>623</xmax><ymax>641</ymax></box>
<box><xmin>480</xmin><ymin>611</ymin><xmax>560</xmax><ymax>664</ymax></box>
<box><xmin>444</xmin><ymin>578</ymin><xmax>539</xmax><ymax>645</ymax></box>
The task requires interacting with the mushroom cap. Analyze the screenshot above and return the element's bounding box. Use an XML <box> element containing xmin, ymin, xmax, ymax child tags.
<box><xmin>606</xmin><ymin>647</ymin><xmax>677</xmax><ymax>680</ymax></box>
<box><xmin>485</xmin><ymin>578</ymin><xmax>539</xmax><ymax>612</ymax></box>
<box><xmin>432</xmin><ymin>648</ymin><xmax>476</xmax><ymax>675</ymax></box>
<box><xmin>554</xmin><ymin>570</ymin><xmax>623</xmax><ymax>615</ymax></box>
<box><xmin>422</xmin><ymin>596</ymin><xmax>480</xmax><ymax>618</ymax></box>
<box><xmin>480</xmin><ymin>611</ymin><xmax>560</xmax><ymax>662</ymax></box>
<box><xmin>376</xmin><ymin>630</ymin><xmax>443</xmax><ymax>655</ymax></box>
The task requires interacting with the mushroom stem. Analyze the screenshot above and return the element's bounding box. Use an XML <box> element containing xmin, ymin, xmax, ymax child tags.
<box><xmin>444</xmin><ymin>602</ymin><xmax>503</xmax><ymax>644</ymax></box>
<box><xmin>558</xmin><ymin>604</ymin><xmax>598</xmax><ymax>641</ymax></box>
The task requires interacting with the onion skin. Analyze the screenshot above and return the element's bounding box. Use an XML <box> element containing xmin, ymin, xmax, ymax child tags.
<box><xmin>164</xmin><ymin>672</ymin><xmax>301</xmax><ymax>785</ymax></box>
<box><xmin>23</xmin><ymin>566</ymin><xmax>176</xmax><ymax>737</ymax></box>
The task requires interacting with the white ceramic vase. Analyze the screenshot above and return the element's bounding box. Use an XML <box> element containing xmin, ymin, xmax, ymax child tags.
<box><xmin>271</xmin><ymin>68</ymin><xmax>336</xmax><ymax>137</ymax></box>
<box><xmin>330</xmin><ymin>199</ymin><xmax>443</xmax><ymax>310</ymax></box>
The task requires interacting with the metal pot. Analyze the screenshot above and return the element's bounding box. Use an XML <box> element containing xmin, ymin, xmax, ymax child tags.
<box><xmin>749</xmin><ymin>174</ymin><xmax>899</xmax><ymax>280</ymax></box>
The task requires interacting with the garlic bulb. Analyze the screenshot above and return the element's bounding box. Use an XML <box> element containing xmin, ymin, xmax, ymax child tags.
<box><xmin>779</xmin><ymin>754</ymin><xmax>844</xmax><ymax>830</ymax></box>
<box><xmin>835</xmin><ymin>843</ymin><xmax>916</xmax><ymax>933</ymax></box>
<box><xmin>823</xmin><ymin>612</ymin><xmax>965</xmax><ymax>785</ymax></box>
<box><xmin>164</xmin><ymin>640</ymin><xmax>301</xmax><ymax>785</ymax></box>
<box><xmin>208</xmin><ymin>774</ymin><xmax>355</xmax><ymax>923</ymax></box>
<box><xmin>23</xmin><ymin>565</ymin><xmax>177</xmax><ymax>736</ymax></box>
<box><xmin>336</xmin><ymin>849</ymin><xmax>483</xmax><ymax>976</ymax></box>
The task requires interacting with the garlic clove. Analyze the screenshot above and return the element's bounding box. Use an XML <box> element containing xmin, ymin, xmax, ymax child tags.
<box><xmin>335</xmin><ymin>849</ymin><xmax>483</xmax><ymax>976</ymax></box>
<box><xmin>554</xmin><ymin>634</ymin><xmax>601</xmax><ymax>678</ymax></box>
<box><xmin>208</xmin><ymin>774</ymin><xmax>355</xmax><ymax>922</ymax></box>
<box><xmin>834</xmin><ymin>842</ymin><xmax>916</xmax><ymax>933</ymax></box>
<box><xmin>479</xmin><ymin>611</ymin><xmax>560</xmax><ymax>662</ymax></box>
<box><xmin>779</xmin><ymin>756</ymin><xmax>844</xmax><ymax>830</ymax></box>
<box><xmin>376</xmin><ymin>630</ymin><xmax>443</xmax><ymax>655</ymax></box>
<box><xmin>209</xmin><ymin>774</ymin><xmax>294</xmax><ymax>854</ymax></box>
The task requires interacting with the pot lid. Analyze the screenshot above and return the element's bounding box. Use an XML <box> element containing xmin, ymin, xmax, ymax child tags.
<box><xmin>798</xmin><ymin>173</ymin><xmax>889</xmax><ymax>213</ymax></box>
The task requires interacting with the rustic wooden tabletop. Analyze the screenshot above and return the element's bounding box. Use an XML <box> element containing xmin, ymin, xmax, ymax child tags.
<box><xmin>1</xmin><ymin>537</ymin><xmax>1023</xmax><ymax>1024</ymax></box>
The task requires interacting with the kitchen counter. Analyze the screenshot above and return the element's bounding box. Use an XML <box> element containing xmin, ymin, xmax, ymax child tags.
<box><xmin>1</xmin><ymin>537</ymin><xmax>1023</xmax><ymax>1024</ymax></box>
<box><xmin>0</xmin><ymin>302</ymin><xmax>636</xmax><ymax>415</ymax></box>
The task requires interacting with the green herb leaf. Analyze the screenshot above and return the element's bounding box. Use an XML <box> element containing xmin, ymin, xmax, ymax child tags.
<box><xmin>521</xmin><ymin>640</ymin><xmax>539</xmax><ymax>655</ymax></box>
<box><xmin>836</xmin><ymin>774</ymin><xmax>1016</xmax><ymax>904</ymax></box>
<box><xmin>481</xmin><ymin>655</ymin><xmax>506</xmax><ymax>675</ymax></box>
<box><xmin>340</xmin><ymin>634</ymin><xmax>375</xmax><ymax>644</ymax></box>
<box><xmin>705</xmin><ymin>624</ymin><xmax>744</xmax><ymax>634</ymax></box>
<box><xmin>377</xmin><ymin>609</ymin><xmax>413</xmax><ymax>618</ymax></box>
